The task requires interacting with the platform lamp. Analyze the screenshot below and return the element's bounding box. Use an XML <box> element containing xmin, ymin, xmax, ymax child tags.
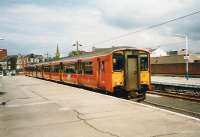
<box><xmin>72</xmin><ymin>41</ymin><xmax>82</xmax><ymax>52</ymax></box>
<box><xmin>175</xmin><ymin>34</ymin><xmax>189</xmax><ymax>80</ymax></box>
<box><xmin>0</xmin><ymin>37</ymin><xmax>4</xmax><ymax>40</ymax></box>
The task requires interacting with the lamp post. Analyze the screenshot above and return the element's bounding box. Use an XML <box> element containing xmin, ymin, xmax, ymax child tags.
<box><xmin>72</xmin><ymin>41</ymin><xmax>82</xmax><ymax>52</ymax></box>
<box><xmin>175</xmin><ymin>34</ymin><xmax>189</xmax><ymax>80</ymax></box>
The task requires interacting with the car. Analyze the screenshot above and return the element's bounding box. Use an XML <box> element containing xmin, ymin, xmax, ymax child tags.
<box><xmin>0</xmin><ymin>71</ymin><xmax>3</xmax><ymax>77</ymax></box>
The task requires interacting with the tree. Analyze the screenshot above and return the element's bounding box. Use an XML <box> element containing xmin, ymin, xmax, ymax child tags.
<box><xmin>68</xmin><ymin>51</ymin><xmax>82</xmax><ymax>57</ymax></box>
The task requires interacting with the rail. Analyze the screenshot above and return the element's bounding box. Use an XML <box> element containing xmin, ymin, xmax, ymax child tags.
<box><xmin>142</xmin><ymin>100</ymin><xmax>200</xmax><ymax>119</ymax></box>
<box><xmin>151</xmin><ymin>83</ymin><xmax>200</xmax><ymax>102</ymax></box>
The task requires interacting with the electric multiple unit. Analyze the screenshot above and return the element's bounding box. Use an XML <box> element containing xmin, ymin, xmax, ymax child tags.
<box><xmin>25</xmin><ymin>47</ymin><xmax>151</xmax><ymax>100</ymax></box>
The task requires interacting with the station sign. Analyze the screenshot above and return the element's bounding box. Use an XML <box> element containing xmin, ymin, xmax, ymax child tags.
<box><xmin>184</xmin><ymin>55</ymin><xmax>189</xmax><ymax>60</ymax></box>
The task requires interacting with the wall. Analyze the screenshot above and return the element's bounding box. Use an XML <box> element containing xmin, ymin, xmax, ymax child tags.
<box><xmin>151</xmin><ymin>63</ymin><xmax>200</xmax><ymax>76</ymax></box>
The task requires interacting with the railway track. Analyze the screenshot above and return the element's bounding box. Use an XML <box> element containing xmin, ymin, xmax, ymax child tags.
<box><xmin>151</xmin><ymin>83</ymin><xmax>200</xmax><ymax>102</ymax></box>
<box><xmin>147</xmin><ymin>91</ymin><xmax>200</xmax><ymax>102</ymax></box>
<box><xmin>142</xmin><ymin>99</ymin><xmax>200</xmax><ymax>119</ymax></box>
<box><xmin>143</xmin><ymin>84</ymin><xmax>200</xmax><ymax>119</ymax></box>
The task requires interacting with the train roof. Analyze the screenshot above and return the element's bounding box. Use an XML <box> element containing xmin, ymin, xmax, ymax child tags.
<box><xmin>30</xmin><ymin>47</ymin><xmax>149</xmax><ymax>66</ymax></box>
<box><xmin>60</xmin><ymin>46</ymin><xmax>149</xmax><ymax>61</ymax></box>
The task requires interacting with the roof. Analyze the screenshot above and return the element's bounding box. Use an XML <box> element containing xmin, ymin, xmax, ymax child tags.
<box><xmin>151</xmin><ymin>54</ymin><xmax>200</xmax><ymax>64</ymax></box>
<box><xmin>25</xmin><ymin>54</ymin><xmax>43</xmax><ymax>58</ymax></box>
<box><xmin>31</xmin><ymin>47</ymin><xmax>149</xmax><ymax>66</ymax></box>
<box><xmin>60</xmin><ymin>46</ymin><xmax>148</xmax><ymax>62</ymax></box>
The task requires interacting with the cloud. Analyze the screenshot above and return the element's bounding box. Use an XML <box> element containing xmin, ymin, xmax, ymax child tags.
<box><xmin>0</xmin><ymin>0</ymin><xmax>200</xmax><ymax>55</ymax></box>
<box><xmin>96</xmin><ymin>0</ymin><xmax>193</xmax><ymax>28</ymax></box>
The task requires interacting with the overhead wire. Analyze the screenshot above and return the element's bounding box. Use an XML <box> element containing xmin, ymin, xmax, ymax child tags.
<box><xmin>90</xmin><ymin>10</ymin><xmax>200</xmax><ymax>46</ymax></box>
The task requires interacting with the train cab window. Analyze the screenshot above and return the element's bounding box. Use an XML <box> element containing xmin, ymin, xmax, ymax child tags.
<box><xmin>82</xmin><ymin>62</ymin><xmax>93</xmax><ymax>75</ymax></box>
<box><xmin>64</xmin><ymin>64</ymin><xmax>76</xmax><ymax>74</ymax></box>
<box><xmin>140</xmin><ymin>54</ymin><xmax>148</xmax><ymax>71</ymax></box>
<box><xmin>113</xmin><ymin>53</ymin><xmax>124</xmax><ymax>71</ymax></box>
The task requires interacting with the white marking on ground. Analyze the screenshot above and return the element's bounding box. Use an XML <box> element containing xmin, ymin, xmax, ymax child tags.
<box><xmin>59</xmin><ymin>107</ymin><xmax>71</xmax><ymax>111</ymax></box>
<box><xmin>122</xmin><ymin>99</ymin><xmax>200</xmax><ymax>122</ymax></box>
<box><xmin>5</xmin><ymin>101</ymin><xmax>54</xmax><ymax>108</ymax></box>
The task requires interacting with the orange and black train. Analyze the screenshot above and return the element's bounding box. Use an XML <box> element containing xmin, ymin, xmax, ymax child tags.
<box><xmin>25</xmin><ymin>47</ymin><xmax>151</xmax><ymax>100</ymax></box>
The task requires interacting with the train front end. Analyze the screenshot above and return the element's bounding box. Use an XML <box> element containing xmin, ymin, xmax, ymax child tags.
<box><xmin>112</xmin><ymin>49</ymin><xmax>150</xmax><ymax>100</ymax></box>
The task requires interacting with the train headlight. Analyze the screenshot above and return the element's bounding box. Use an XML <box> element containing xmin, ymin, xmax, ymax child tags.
<box><xmin>115</xmin><ymin>82</ymin><xmax>122</xmax><ymax>86</ymax></box>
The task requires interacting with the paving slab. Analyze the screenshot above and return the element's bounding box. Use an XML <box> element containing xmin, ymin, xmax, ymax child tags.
<box><xmin>0</xmin><ymin>76</ymin><xmax>200</xmax><ymax>137</ymax></box>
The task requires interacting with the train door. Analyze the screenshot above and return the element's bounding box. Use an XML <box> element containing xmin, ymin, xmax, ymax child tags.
<box><xmin>126</xmin><ymin>55</ymin><xmax>138</xmax><ymax>91</ymax></box>
<box><xmin>97</xmin><ymin>58</ymin><xmax>105</xmax><ymax>88</ymax></box>
<box><xmin>97</xmin><ymin>60</ymin><xmax>101</xmax><ymax>87</ymax></box>
<box><xmin>60</xmin><ymin>62</ymin><xmax>63</xmax><ymax>81</ymax></box>
<box><xmin>42</xmin><ymin>65</ymin><xmax>44</xmax><ymax>78</ymax></box>
<box><xmin>77</xmin><ymin>60</ymin><xmax>81</xmax><ymax>84</ymax></box>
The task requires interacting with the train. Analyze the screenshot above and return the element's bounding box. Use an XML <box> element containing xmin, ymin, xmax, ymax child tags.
<box><xmin>25</xmin><ymin>47</ymin><xmax>151</xmax><ymax>100</ymax></box>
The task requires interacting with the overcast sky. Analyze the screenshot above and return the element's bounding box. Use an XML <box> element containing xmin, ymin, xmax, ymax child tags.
<box><xmin>0</xmin><ymin>0</ymin><xmax>200</xmax><ymax>56</ymax></box>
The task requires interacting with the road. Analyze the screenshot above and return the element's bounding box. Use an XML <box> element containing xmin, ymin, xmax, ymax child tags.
<box><xmin>0</xmin><ymin>76</ymin><xmax>200</xmax><ymax>137</ymax></box>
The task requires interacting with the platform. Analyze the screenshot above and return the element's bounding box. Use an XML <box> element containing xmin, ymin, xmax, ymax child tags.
<box><xmin>152</xmin><ymin>76</ymin><xmax>200</xmax><ymax>88</ymax></box>
<box><xmin>0</xmin><ymin>76</ymin><xmax>200</xmax><ymax>137</ymax></box>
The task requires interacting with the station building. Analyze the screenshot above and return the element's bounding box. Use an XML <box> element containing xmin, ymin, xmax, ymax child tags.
<box><xmin>151</xmin><ymin>49</ymin><xmax>200</xmax><ymax>77</ymax></box>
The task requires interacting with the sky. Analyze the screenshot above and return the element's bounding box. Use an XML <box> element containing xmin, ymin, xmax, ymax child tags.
<box><xmin>0</xmin><ymin>0</ymin><xmax>200</xmax><ymax>56</ymax></box>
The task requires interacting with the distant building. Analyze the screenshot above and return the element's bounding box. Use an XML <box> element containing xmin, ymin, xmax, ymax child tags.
<box><xmin>0</xmin><ymin>55</ymin><xmax>18</xmax><ymax>75</ymax></box>
<box><xmin>151</xmin><ymin>49</ymin><xmax>199</xmax><ymax>64</ymax></box>
<box><xmin>151</xmin><ymin>48</ymin><xmax>200</xmax><ymax>76</ymax></box>
<box><xmin>7</xmin><ymin>55</ymin><xmax>18</xmax><ymax>71</ymax></box>
<box><xmin>151</xmin><ymin>54</ymin><xmax>200</xmax><ymax>64</ymax></box>
<box><xmin>24</xmin><ymin>54</ymin><xmax>45</xmax><ymax>66</ymax></box>
<box><xmin>0</xmin><ymin>48</ymin><xmax>7</xmax><ymax>60</ymax></box>
<box><xmin>15</xmin><ymin>54</ymin><xmax>45</xmax><ymax>73</ymax></box>
<box><xmin>16</xmin><ymin>55</ymin><xmax>26</xmax><ymax>71</ymax></box>
<box><xmin>55</xmin><ymin>44</ymin><xmax>60</xmax><ymax>60</ymax></box>
<box><xmin>150</xmin><ymin>47</ymin><xmax>168</xmax><ymax>57</ymax></box>
<box><xmin>0</xmin><ymin>58</ymin><xmax>7</xmax><ymax>74</ymax></box>
<box><xmin>0</xmin><ymin>53</ymin><xmax>45</xmax><ymax>75</ymax></box>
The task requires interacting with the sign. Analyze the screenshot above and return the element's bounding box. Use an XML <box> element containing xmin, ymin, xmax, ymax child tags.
<box><xmin>184</xmin><ymin>56</ymin><xmax>189</xmax><ymax>60</ymax></box>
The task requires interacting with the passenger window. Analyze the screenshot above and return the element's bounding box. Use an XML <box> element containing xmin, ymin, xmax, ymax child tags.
<box><xmin>113</xmin><ymin>54</ymin><xmax>124</xmax><ymax>71</ymax></box>
<box><xmin>44</xmin><ymin>66</ymin><xmax>50</xmax><ymax>72</ymax></box>
<box><xmin>82</xmin><ymin>62</ymin><xmax>93</xmax><ymax>75</ymax></box>
<box><xmin>54</xmin><ymin>65</ymin><xmax>60</xmax><ymax>72</ymax></box>
<box><xmin>64</xmin><ymin>64</ymin><xmax>76</xmax><ymax>74</ymax></box>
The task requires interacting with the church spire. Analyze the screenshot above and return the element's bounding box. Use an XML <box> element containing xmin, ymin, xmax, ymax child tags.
<box><xmin>55</xmin><ymin>43</ymin><xmax>60</xmax><ymax>60</ymax></box>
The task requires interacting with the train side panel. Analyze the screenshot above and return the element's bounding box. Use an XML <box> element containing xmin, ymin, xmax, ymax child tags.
<box><xmin>78</xmin><ymin>58</ymin><xmax>97</xmax><ymax>88</ymax></box>
<box><xmin>96</xmin><ymin>55</ymin><xmax>113</xmax><ymax>92</ymax></box>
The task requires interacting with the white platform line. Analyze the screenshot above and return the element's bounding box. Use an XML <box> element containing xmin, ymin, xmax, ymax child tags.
<box><xmin>5</xmin><ymin>101</ymin><xmax>54</xmax><ymax>108</ymax></box>
<box><xmin>127</xmin><ymin>100</ymin><xmax>200</xmax><ymax>122</ymax></box>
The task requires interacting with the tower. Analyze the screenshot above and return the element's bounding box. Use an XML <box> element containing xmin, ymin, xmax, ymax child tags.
<box><xmin>55</xmin><ymin>44</ymin><xmax>60</xmax><ymax>60</ymax></box>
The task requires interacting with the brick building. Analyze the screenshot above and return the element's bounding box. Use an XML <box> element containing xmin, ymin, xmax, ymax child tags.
<box><xmin>0</xmin><ymin>48</ymin><xmax>7</xmax><ymax>60</ymax></box>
